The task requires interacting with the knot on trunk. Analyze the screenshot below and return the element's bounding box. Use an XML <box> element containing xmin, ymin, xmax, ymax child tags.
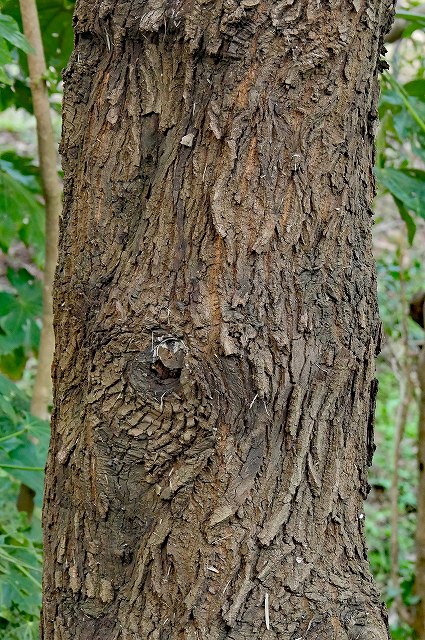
<box><xmin>127</xmin><ymin>334</ymin><xmax>187</xmax><ymax>398</ymax></box>
<box><xmin>152</xmin><ymin>338</ymin><xmax>186</xmax><ymax>379</ymax></box>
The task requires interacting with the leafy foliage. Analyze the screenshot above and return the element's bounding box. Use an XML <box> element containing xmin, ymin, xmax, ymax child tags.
<box><xmin>369</xmin><ymin>10</ymin><xmax>425</xmax><ymax>625</ymax></box>
<box><xmin>0</xmin><ymin>374</ymin><xmax>48</xmax><ymax>494</ymax></box>
<box><xmin>0</xmin><ymin>268</ymin><xmax>42</xmax><ymax>379</ymax></box>
<box><xmin>0</xmin><ymin>12</ymin><xmax>31</xmax><ymax>86</ymax></box>
<box><xmin>0</xmin><ymin>152</ymin><xmax>45</xmax><ymax>264</ymax></box>
<box><xmin>1</xmin><ymin>0</ymin><xmax>74</xmax><ymax>100</ymax></box>
<box><xmin>397</xmin><ymin>9</ymin><xmax>425</xmax><ymax>31</ymax></box>
<box><xmin>367</xmin><ymin>361</ymin><xmax>418</xmax><ymax>637</ymax></box>
<box><xmin>0</xmin><ymin>501</ymin><xmax>42</xmax><ymax>640</ymax></box>
<box><xmin>370</xmin><ymin>28</ymin><xmax>425</xmax><ymax>637</ymax></box>
<box><xmin>377</xmin><ymin>19</ymin><xmax>425</xmax><ymax>244</ymax></box>
<box><xmin>0</xmin><ymin>373</ymin><xmax>47</xmax><ymax>637</ymax></box>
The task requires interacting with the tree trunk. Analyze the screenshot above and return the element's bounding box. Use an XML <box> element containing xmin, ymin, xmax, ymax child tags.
<box><xmin>42</xmin><ymin>2</ymin><xmax>394</xmax><ymax>639</ymax></box>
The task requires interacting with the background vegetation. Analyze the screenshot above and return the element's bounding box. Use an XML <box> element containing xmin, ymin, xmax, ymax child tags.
<box><xmin>0</xmin><ymin>2</ymin><xmax>424</xmax><ymax>638</ymax></box>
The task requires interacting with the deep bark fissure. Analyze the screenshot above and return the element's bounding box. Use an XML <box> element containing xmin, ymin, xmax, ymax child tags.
<box><xmin>43</xmin><ymin>2</ymin><xmax>394</xmax><ymax>639</ymax></box>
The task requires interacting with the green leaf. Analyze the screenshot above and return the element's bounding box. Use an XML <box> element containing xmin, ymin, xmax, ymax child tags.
<box><xmin>0</xmin><ymin>349</ymin><xmax>27</xmax><ymax>381</ymax></box>
<box><xmin>396</xmin><ymin>10</ymin><xmax>425</xmax><ymax>28</ymax></box>
<box><xmin>404</xmin><ymin>79</ymin><xmax>425</xmax><ymax>99</ymax></box>
<box><xmin>0</xmin><ymin>478</ymin><xmax>42</xmax><ymax>636</ymax></box>
<box><xmin>1</xmin><ymin>0</ymin><xmax>75</xmax><ymax>76</ymax></box>
<box><xmin>375</xmin><ymin>166</ymin><xmax>425</xmax><ymax>219</ymax></box>
<box><xmin>0</xmin><ymin>375</ymin><xmax>29</xmax><ymax>413</ymax></box>
<box><xmin>0</xmin><ymin>269</ymin><xmax>42</xmax><ymax>358</ymax></box>
<box><xmin>0</xmin><ymin>154</ymin><xmax>40</xmax><ymax>191</ymax></box>
<box><xmin>0</xmin><ymin>166</ymin><xmax>45</xmax><ymax>262</ymax></box>
<box><xmin>395</xmin><ymin>198</ymin><xmax>416</xmax><ymax>245</ymax></box>
<box><xmin>0</xmin><ymin>80</ymin><xmax>33</xmax><ymax>113</ymax></box>
<box><xmin>0</xmin><ymin>14</ymin><xmax>31</xmax><ymax>53</ymax></box>
<box><xmin>0</xmin><ymin>508</ymin><xmax>42</xmax><ymax>630</ymax></box>
<box><xmin>384</xmin><ymin>72</ymin><xmax>425</xmax><ymax>135</ymax></box>
<box><xmin>0</xmin><ymin>37</ymin><xmax>14</xmax><ymax>85</ymax></box>
<box><xmin>0</xmin><ymin>408</ymin><xmax>49</xmax><ymax>501</ymax></box>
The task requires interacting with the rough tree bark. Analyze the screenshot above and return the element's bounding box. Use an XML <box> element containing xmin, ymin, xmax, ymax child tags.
<box><xmin>42</xmin><ymin>2</ymin><xmax>394</xmax><ymax>639</ymax></box>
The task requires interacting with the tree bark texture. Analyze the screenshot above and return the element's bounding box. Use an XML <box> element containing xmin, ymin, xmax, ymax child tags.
<box><xmin>43</xmin><ymin>2</ymin><xmax>394</xmax><ymax>639</ymax></box>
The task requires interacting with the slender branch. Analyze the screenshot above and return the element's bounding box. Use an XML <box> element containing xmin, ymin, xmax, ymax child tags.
<box><xmin>17</xmin><ymin>0</ymin><xmax>61</xmax><ymax>515</ymax></box>
<box><xmin>413</xmin><ymin>296</ymin><xmax>425</xmax><ymax>639</ymax></box>
<box><xmin>0</xmin><ymin>464</ymin><xmax>44</xmax><ymax>471</ymax></box>
<box><xmin>389</xmin><ymin>244</ymin><xmax>413</xmax><ymax>621</ymax></box>
<box><xmin>0</xmin><ymin>429</ymin><xmax>27</xmax><ymax>444</ymax></box>
<box><xmin>385</xmin><ymin>73</ymin><xmax>425</xmax><ymax>136</ymax></box>
<box><xmin>19</xmin><ymin>0</ymin><xmax>60</xmax><ymax>418</ymax></box>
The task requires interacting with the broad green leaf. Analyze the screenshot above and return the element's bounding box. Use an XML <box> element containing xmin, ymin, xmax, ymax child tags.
<box><xmin>0</xmin><ymin>165</ymin><xmax>45</xmax><ymax>263</ymax></box>
<box><xmin>0</xmin><ymin>155</ymin><xmax>40</xmax><ymax>191</ymax></box>
<box><xmin>0</xmin><ymin>377</ymin><xmax>30</xmax><ymax>452</ymax></box>
<box><xmin>1</xmin><ymin>0</ymin><xmax>75</xmax><ymax>76</ymax></box>
<box><xmin>384</xmin><ymin>72</ymin><xmax>425</xmax><ymax>136</ymax></box>
<box><xmin>396</xmin><ymin>10</ymin><xmax>425</xmax><ymax>28</ymax></box>
<box><xmin>1</xmin><ymin>618</ymin><xmax>40</xmax><ymax>640</ymax></box>
<box><xmin>0</xmin><ymin>80</ymin><xmax>33</xmax><ymax>113</ymax></box>
<box><xmin>0</xmin><ymin>349</ymin><xmax>27</xmax><ymax>381</ymax></box>
<box><xmin>404</xmin><ymin>79</ymin><xmax>425</xmax><ymax>99</ymax></box>
<box><xmin>0</xmin><ymin>395</ymin><xmax>18</xmax><ymax>426</ymax></box>
<box><xmin>0</xmin><ymin>513</ymin><xmax>42</xmax><ymax>629</ymax></box>
<box><xmin>0</xmin><ymin>405</ymin><xmax>49</xmax><ymax>501</ymax></box>
<box><xmin>0</xmin><ymin>559</ymin><xmax>41</xmax><ymax>612</ymax></box>
<box><xmin>0</xmin><ymin>475</ymin><xmax>42</xmax><ymax>636</ymax></box>
<box><xmin>0</xmin><ymin>269</ymin><xmax>42</xmax><ymax>359</ymax></box>
<box><xmin>375</xmin><ymin>167</ymin><xmax>425</xmax><ymax>219</ymax></box>
<box><xmin>379</xmin><ymin>88</ymin><xmax>403</xmax><ymax>110</ymax></box>
<box><xmin>412</xmin><ymin>133</ymin><xmax>425</xmax><ymax>163</ymax></box>
<box><xmin>0</xmin><ymin>14</ymin><xmax>31</xmax><ymax>53</ymax></box>
<box><xmin>0</xmin><ymin>36</ymin><xmax>14</xmax><ymax>85</ymax></box>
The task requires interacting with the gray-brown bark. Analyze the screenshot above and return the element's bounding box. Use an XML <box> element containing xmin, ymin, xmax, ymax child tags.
<box><xmin>42</xmin><ymin>2</ymin><xmax>394</xmax><ymax>639</ymax></box>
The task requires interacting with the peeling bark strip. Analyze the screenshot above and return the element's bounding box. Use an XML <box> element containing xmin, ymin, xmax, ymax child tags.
<box><xmin>43</xmin><ymin>2</ymin><xmax>394</xmax><ymax>639</ymax></box>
